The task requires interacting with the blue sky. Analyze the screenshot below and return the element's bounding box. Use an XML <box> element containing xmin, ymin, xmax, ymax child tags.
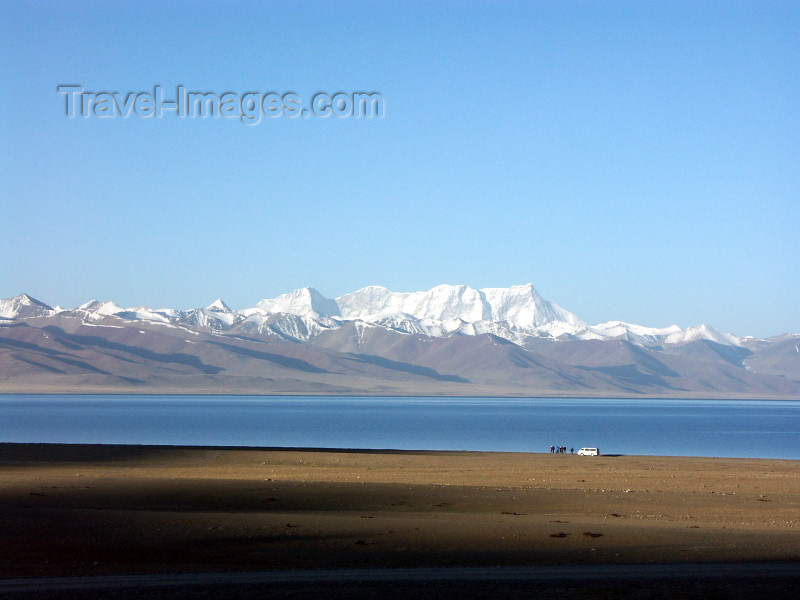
<box><xmin>1</xmin><ymin>0</ymin><xmax>797</xmax><ymax>337</ymax></box>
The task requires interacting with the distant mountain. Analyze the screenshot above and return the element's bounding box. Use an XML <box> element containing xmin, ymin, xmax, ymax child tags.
<box><xmin>0</xmin><ymin>294</ymin><xmax>54</xmax><ymax>319</ymax></box>
<box><xmin>0</xmin><ymin>285</ymin><xmax>797</xmax><ymax>397</ymax></box>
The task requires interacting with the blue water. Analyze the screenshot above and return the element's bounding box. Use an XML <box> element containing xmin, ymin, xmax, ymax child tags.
<box><xmin>1</xmin><ymin>395</ymin><xmax>798</xmax><ymax>459</ymax></box>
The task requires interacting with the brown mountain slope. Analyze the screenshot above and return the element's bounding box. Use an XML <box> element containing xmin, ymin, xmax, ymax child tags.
<box><xmin>1</xmin><ymin>316</ymin><xmax>799</xmax><ymax>397</ymax></box>
<box><xmin>743</xmin><ymin>335</ymin><xmax>800</xmax><ymax>381</ymax></box>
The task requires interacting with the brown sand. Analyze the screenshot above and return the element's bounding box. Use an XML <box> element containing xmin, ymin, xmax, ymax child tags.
<box><xmin>1</xmin><ymin>443</ymin><xmax>798</xmax><ymax>580</ymax></box>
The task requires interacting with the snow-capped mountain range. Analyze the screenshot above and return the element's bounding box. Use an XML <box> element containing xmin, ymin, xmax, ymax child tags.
<box><xmin>2</xmin><ymin>285</ymin><xmax>798</xmax><ymax>397</ymax></box>
<box><xmin>0</xmin><ymin>284</ymin><xmax>748</xmax><ymax>349</ymax></box>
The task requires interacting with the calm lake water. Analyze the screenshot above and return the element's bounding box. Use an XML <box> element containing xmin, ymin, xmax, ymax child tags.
<box><xmin>1</xmin><ymin>395</ymin><xmax>798</xmax><ymax>459</ymax></box>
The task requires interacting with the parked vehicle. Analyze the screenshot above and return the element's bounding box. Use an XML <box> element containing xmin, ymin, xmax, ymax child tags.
<box><xmin>577</xmin><ymin>447</ymin><xmax>599</xmax><ymax>456</ymax></box>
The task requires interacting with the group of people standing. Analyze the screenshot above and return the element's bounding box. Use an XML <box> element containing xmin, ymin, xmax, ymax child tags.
<box><xmin>550</xmin><ymin>445</ymin><xmax>573</xmax><ymax>454</ymax></box>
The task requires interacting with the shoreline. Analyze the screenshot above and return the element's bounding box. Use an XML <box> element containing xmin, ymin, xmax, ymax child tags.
<box><xmin>4</xmin><ymin>396</ymin><xmax>798</xmax><ymax>461</ymax></box>
<box><xmin>1</xmin><ymin>441</ymin><xmax>798</xmax><ymax>462</ymax></box>
<box><xmin>3</xmin><ymin>390</ymin><xmax>799</xmax><ymax>400</ymax></box>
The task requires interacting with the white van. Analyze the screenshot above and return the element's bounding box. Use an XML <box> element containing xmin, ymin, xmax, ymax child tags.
<box><xmin>577</xmin><ymin>447</ymin><xmax>599</xmax><ymax>456</ymax></box>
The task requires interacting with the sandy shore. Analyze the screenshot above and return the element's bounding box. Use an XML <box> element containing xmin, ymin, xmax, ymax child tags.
<box><xmin>1</xmin><ymin>444</ymin><xmax>798</xmax><ymax>588</ymax></box>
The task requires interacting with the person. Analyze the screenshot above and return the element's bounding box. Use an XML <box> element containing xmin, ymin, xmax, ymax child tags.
<box><xmin>550</xmin><ymin>445</ymin><xmax>554</xmax><ymax>453</ymax></box>
<box><xmin>570</xmin><ymin>447</ymin><xmax>574</xmax><ymax>454</ymax></box>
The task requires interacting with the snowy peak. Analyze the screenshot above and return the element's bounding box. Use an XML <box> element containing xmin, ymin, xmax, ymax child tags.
<box><xmin>482</xmin><ymin>283</ymin><xmax>585</xmax><ymax>329</ymax></box>
<box><xmin>335</xmin><ymin>283</ymin><xmax>578</xmax><ymax>326</ymax></box>
<box><xmin>0</xmin><ymin>294</ymin><xmax>54</xmax><ymax>319</ymax></box>
<box><xmin>590</xmin><ymin>321</ymin><xmax>682</xmax><ymax>339</ymax></box>
<box><xmin>664</xmin><ymin>324</ymin><xmax>743</xmax><ymax>347</ymax></box>
<box><xmin>335</xmin><ymin>286</ymin><xmax>394</xmax><ymax>319</ymax></box>
<box><xmin>587</xmin><ymin>320</ymin><xmax>742</xmax><ymax>347</ymax></box>
<box><xmin>206</xmin><ymin>299</ymin><xmax>232</xmax><ymax>313</ymax></box>
<box><xmin>78</xmin><ymin>300</ymin><xmax>103</xmax><ymax>311</ymax></box>
<box><xmin>337</xmin><ymin>283</ymin><xmax>492</xmax><ymax>322</ymax></box>
<box><xmin>81</xmin><ymin>300</ymin><xmax>128</xmax><ymax>317</ymax></box>
<box><xmin>414</xmin><ymin>284</ymin><xmax>491</xmax><ymax>322</ymax></box>
<box><xmin>256</xmin><ymin>287</ymin><xmax>340</xmax><ymax>318</ymax></box>
<box><xmin>75</xmin><ymin>300</ymin><xmax>174</xmax><ymax>323</ymax></box>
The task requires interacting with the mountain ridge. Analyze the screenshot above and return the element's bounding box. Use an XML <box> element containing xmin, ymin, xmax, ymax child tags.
<box><xmin>0</xmin><ymin>283</ymin><xmax>763</xmax><ymax>348</ymax></box>
<box><xmin>1</xmin><ymin>285</ymin><xmax>798</xmax><ymax>397</ymax></box>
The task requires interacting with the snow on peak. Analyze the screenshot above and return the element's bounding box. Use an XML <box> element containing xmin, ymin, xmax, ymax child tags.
<box><xmin>481</xmin><ymin>283</ymin><xmax>585</xmax><ymax>329</ymax></box>
<box><xmin>206</xmin><ymin>299</ymin><xmax>232</xmax><ymax>313</ymax></box>
<box><xmin>590</xmin><ymin>321</ymin><xmax>683</xmax><ymax>338</ymax></box>
<box><xmin>88</xmin><ymin>301</ymin><xmax>128</xmax><ymax>316</ymax></box>
<box><xmin>18</xmin><ymin>293</ymin><xmax>41</xmax><ymax>305</ymax></box>
<box><xmin>256</xmin><ymin>287</ymin><xmax>340</xmax><ymax>318</ymax></box>
<box><xmin>335</xmin><ymin>285</ymin><xmax>395</xmax><ymax>318</ymax></box>
<box><xmin>585</xmin><ymin>321</ymin><xmax>743</xmax><ymax>347</ymax></box>
<box><xmin>78</xmin><ymin>300</ymin><xmax>103</xmax><ymax>311</ymax></box>
<box><xmin>75</xmin><ymin>300</ymin><xmax>175</xmax><ymax>323</ymax></box>
<box><xmin>663</xmin><ymin>324</ymin><xmax>743</xmax><ymax>346</ymax></box>
<box><xmin>0</xmin><ymin>294</ymin><xmax>54</xmax><ymax>318</ymax></box>
<box><xmin>336</xmin><ymin>283</ymin><xmax>578</xmax><ymax>326</ymax></box>
<box><xmin>337</xmin><ymin>283</ymin><xmax>488</xmax><ymax>321</ymax></box>
<box><xmin>420</xmin><ymin>284</ymin><xmax>492</xmax><ymax>321</ymax></box>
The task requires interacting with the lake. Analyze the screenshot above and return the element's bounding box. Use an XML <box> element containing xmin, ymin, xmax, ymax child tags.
<box><xmin>1</xmin><ymin>395</ymin><xmax>798</xmax><ymax>459</ymax></box>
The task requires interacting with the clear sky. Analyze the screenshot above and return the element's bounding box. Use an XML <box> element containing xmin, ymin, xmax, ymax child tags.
<box><xmin>1</xmin><ymin>0</ymin><xmax>797</xmax><ymax>337</ymax></box>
